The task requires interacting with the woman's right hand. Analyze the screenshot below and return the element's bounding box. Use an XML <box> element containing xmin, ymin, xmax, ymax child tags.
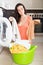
<box><xmin>9</xmin><ymin>16</ymin><xmax>14</xmax><ymax>22</ymax></box>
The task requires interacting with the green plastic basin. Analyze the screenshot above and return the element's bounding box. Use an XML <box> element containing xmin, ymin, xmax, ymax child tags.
<box><xmin>11</xmin><ymin>45</ymin><xmax>37</xmax><ymax>65</ymax></box>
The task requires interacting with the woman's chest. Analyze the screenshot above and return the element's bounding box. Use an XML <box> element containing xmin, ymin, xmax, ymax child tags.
<box><xmin>18</xmin><ymin>19</ymin><xmax>29</xmax><ymax>28</ymax></box>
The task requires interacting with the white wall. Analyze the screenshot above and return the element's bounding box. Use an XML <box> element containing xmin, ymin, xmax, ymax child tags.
<box><xmin>0</xmin><ymin>0</ymin><xmax>43</xmax><ymax>9</ymax></box>
<box><xmin>19</xmin><ymin>0</ymin><xmax>43</xmax><ymax>9</ymax></box>
<box><xmin>31</xmin><ymin>0</ymin><xmax>43</xmax><ymax>9</ymax></box>
<box><xmin>0</xmin><ymin>0</ymin><xmax>16</xmax><ymax>9</ymax></box>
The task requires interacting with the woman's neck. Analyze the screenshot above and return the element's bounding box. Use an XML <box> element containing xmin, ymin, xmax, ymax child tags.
<box><xmin>18</xmin><ymin>14</ymin><xmax>27</xmax><ymax>26</ymax></box>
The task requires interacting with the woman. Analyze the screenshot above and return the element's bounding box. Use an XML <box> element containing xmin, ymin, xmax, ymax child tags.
<box><xmin>14</xmin><ymin>3</ymin><xmax>34</xmax><ymax>41</ymax></box>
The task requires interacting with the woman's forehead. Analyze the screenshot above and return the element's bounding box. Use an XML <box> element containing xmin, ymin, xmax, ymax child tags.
<box><xmin>17</xmin><ymin>5</ymin><xmax>23</xmax><ymax>9</ymax></box>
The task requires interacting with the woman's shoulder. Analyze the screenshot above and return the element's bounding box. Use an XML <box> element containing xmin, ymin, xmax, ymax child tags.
<box><xmin>26</xmin><ymin>15</ymin><xmax>33</xmax><ymax>24</ymax></box>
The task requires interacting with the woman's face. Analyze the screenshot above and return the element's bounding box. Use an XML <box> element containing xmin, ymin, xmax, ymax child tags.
<box><xmin>17</xmin><ymin>5</ymin><xmax>25</xmax><ymax>16</ymax></box>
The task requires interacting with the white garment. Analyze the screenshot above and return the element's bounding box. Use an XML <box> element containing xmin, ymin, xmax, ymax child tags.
<box><xmin>0</xmin><ymin>17</ymin><xmax>21</xmax><ymax>47</ymax></box>
<box><xmin>15</xmin><ymin>40</ymin><xmax>31</xmax><ymax>49</ymax></box>
<box><xmin>0</xmin><ymin>17</ymin><xmax>12</xmax><ymax>42</ymax></box>
<box><xmin>11</xmin><ymin>17</ymin><xmax>21</xmax><ymax>41</ymax></box>
<box><xmin>0</xmin><ymin>17</ymin><xmax>12</xmax><ymax>47</ymax></box>
<box><xmin>0</xmin><ymin>8</ymin><xmax>3</xmax><ymax>17</ymax></box>
<box><xmin>0</xmin><ymin>8</ymin><xmax>4</xmax><ymax>52</ymax></box>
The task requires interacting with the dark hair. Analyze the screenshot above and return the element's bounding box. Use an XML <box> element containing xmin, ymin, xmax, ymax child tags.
<box><xmin>14</xmin><ymin>3</ymin><xmax>26</xmax><ymax>23</ymax></box>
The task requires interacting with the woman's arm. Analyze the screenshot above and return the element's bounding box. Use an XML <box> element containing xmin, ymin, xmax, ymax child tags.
<box><xmin>33</xmin><ymin>19</ymin><xmax>40</xmax><ymax>25</ymax></box>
